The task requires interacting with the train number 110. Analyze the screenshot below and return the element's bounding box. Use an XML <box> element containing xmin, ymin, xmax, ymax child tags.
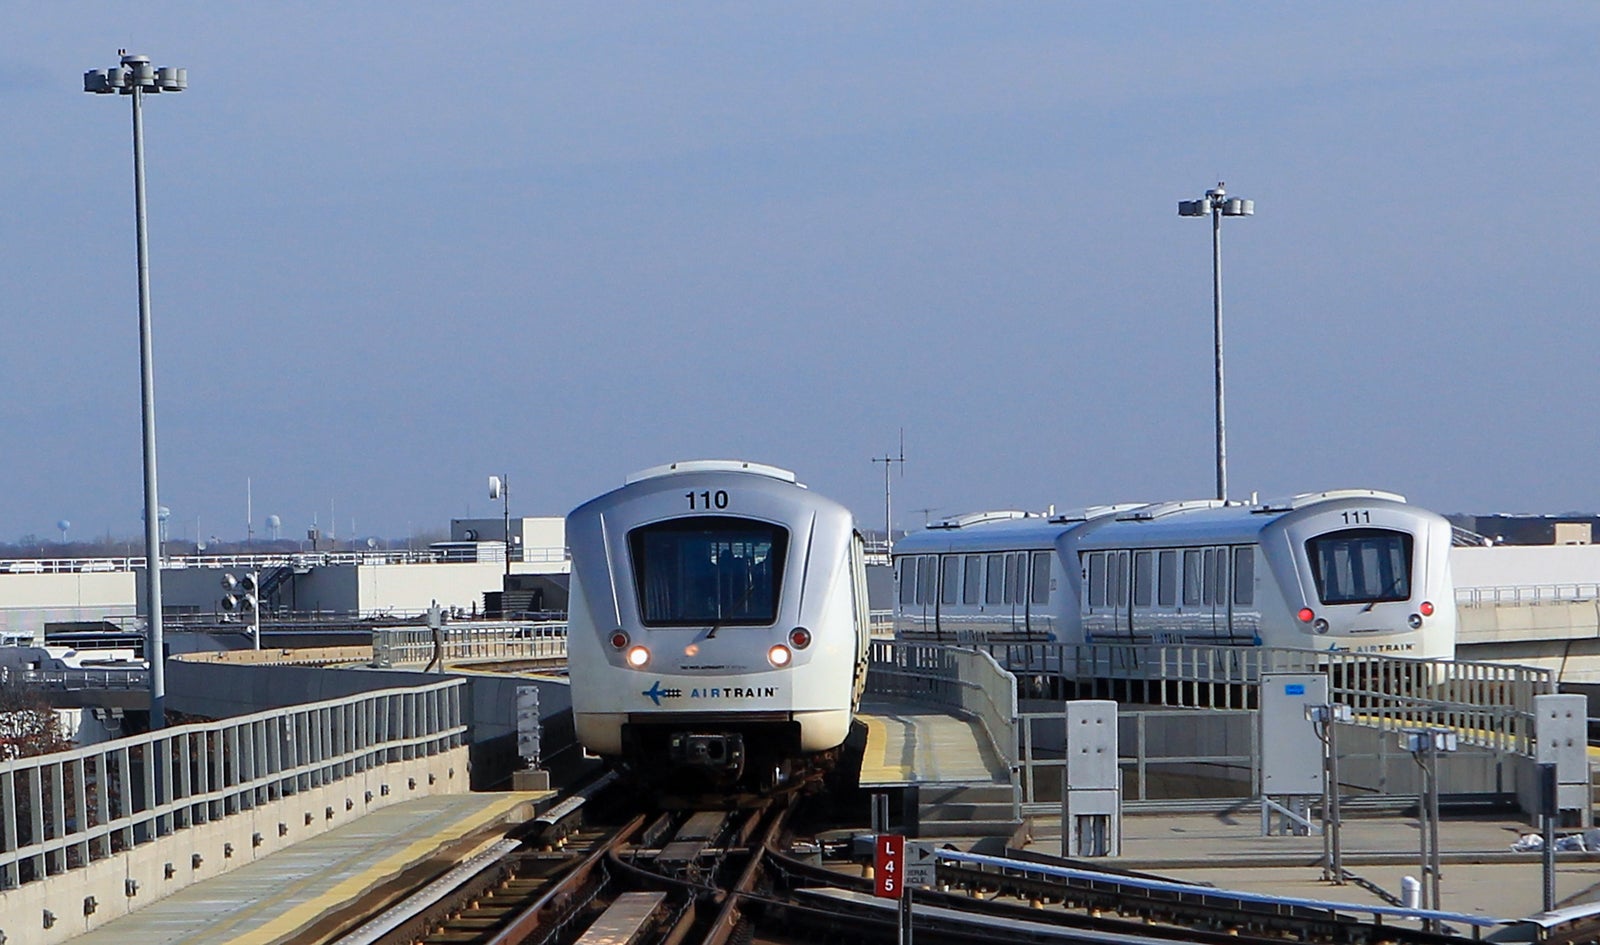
<box><xmin>686</xmin><ymin>490</ymin><xmax>730</xmax><ymax>510</ymax></box>
<box><xmin>1340</xmin><ymin>510</ymin><xmax>1372</xmax><ymax>524</ymax></box>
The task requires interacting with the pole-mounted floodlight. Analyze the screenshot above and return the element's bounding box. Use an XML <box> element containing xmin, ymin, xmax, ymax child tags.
<box><xmin>85</xmin><ymin>51</ymin><xmax>187</xmax><ymax>730</ymax></box>
<box><xmin>1178</xmin><ymin>182</ymin><xmax>1253</xmax><ymax>503</ymax></box>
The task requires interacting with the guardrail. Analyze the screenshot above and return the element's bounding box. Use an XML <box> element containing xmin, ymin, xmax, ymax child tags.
<box><xmin>0</xmin><ymin>679</ymin><xmax>465</xmax><ymax>890</ymax></box>
<box><xmin>14</xmin><ymin>669</ymin><xmax>150</xmax><ymax>691</ymax></box>
<box><xmin>1457</xmin><ymin>584</ymin><xmax>1600</xmax><ymax>607</ymax></box>
<box><xmin>985</xmin><ymin>642</ymin><xmax>1550</xmax><ymax>756</ymax></box>
<box><xmin>0</xmin><ymin>547</ymin><xmax>571</xmax><ymax>575</ymax></box>
<box><xmin>371</xmin><ymin>622</ymin><xmax>568</xmax><ymax>667</ymax></box>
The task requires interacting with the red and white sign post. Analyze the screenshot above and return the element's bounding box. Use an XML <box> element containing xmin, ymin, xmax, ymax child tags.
<box><xmin>874</xmin><ymin>833</ymin><xmax>913</xmax><ymax>944</ymax></box>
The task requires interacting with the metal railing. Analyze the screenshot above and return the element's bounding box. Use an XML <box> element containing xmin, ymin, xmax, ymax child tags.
<box><xmin>0</xmin><ymin>547</ymin><xmax>571</xmax><ymax>575</ymax></box>
<box><xmin>1457</xmin><ymin>584</ymin><xmax>1600</xmax><ymax>607</ymax></box>
<box><xmin>15</xmin><ymin>669</ymin><xmax>150</xmax><ymax>692</ymax></box>
<box><xmin>0</xmin><ymin>679</ymin><xmax>465</xmax><ymax>890</ymax></box>
<box><xmin>975</xmin><ymin>642</ymin><xmax>1548</xmax><ymax>751</ymax></box>
<box><xmin>1016</xmin><ymin>706</ymin><xmax>1257</xmax><ymax>806</ymax></box>
<box><xmin>371</xmin><ymin>622</ymin><xmax>568</xmax><ymax>668</ymax></box>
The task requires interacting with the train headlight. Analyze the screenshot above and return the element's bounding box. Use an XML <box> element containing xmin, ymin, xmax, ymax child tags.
<box><xmin>626</xmin><ymin>645</ymin><xmax>651</xmax><ymax>667</ymax></box>
<box><xmin>1408</xmin><ymin>613</ymin><xmax>1423</xmax><ymax>629</ymax></box>
<box><xmin>767</xmin><ymin>644</ymin><xmax>792</xmax><ymax>667</ymax></box>
<box><xmin>610</xmin><ymin>631</ymin><xmax>630</xmax><ymax>650</ymax></box>
<box><xmin>788</xmin><ymin>627</ymin><xmax>812</xmax><ymax>649</ymax></box>
<box><xmin>1313</xmin><ymin>618</ymin><xmax>1329</xmax><ymax>634</ymax></box>
<box><xmin>1297</xmin><ymin>608</ymin><xmax>1315</xmax><ymax>623</ymax></box>
<box><xmin>1419</xmin><ymin>601</ymin><xmax>1435</xmax><ymax>617</ymax></box>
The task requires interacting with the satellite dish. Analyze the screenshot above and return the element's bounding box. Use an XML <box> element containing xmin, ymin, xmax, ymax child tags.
<box><xmin>197</xmin><ymin>541</ymin><xmax>208</xmax><ymax>552</ymax></box>
<box><xmin>366</xmin><ymin>538</ymin><xmax>377</xmax><ymax>549</ymax></box>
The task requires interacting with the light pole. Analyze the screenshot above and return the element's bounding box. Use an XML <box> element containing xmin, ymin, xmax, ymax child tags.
<box><xmin>1178</xmin><ymin>183</ymin><xmax>1253</xmax><ymax>503</ymax></box>
<box><xmin>490</xmin><ymin>475</ymin><xmax>511</xmax><ymax>579</ymax></box>
<box><xmin>85</xmin><ymin>51</ymin><xmax>187</xmax><ymax>729</ymax></box>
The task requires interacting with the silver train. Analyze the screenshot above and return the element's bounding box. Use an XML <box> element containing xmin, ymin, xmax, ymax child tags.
<box><xmin>566</xmin><ymin>460</ymin><xmax>870</xmax><ymax>790</ymax></box>
<box><xmin>893</xmin><ymin>489</ymin><xmax>1456</xmax><ymax>660</ymax></box>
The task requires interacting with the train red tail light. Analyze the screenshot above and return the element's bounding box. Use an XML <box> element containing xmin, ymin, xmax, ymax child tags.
<box><xmin>1419</xmin><ymin>601</ymin><xmax>1435</xmax><ymax>617</ymax></box>
<box><xmin>789</xmin><ymin>627</ymin><xmax>812</xmax><ymax>649</ymax></box>
<box><xmin>1297</xmin><ymin>608</ymin><xmax>1314</xmax><ymax>623</ymax></box>
<box><xmin>610</xmin><ymin>631</ymin><xmax>630</xmax><ymax>650</ymax></box>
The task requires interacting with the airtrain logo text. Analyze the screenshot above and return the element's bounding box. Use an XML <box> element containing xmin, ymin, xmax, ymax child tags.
<box><xmin>641</xmin><ymin>681</ymin><xmax>777</xmax><ymax>706</ymax></box>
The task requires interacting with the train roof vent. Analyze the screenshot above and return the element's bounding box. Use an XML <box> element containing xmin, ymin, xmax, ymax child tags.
<box><xmin>1117</xmin><ymin>499</ymin><xmax>1226</xmax><ymax>521</ymax></box>
<box><xmin>624</xmin><ymin>460</ymin><xmax>799</xmax><ymax>485</ymax></box>
<box><xmin>929</xmin><ymin>510</ymin><xmax>1032</xmax><ymax>530</ymax></box>
<box><xmin>1254</xmin><ymin>489</ymin><xmax>1407</xmax><ymax>513</ymax></box>
<box><xmin>1049</xmin><ymin>503</ymin><xmax>1143</xmax><ymax>523</ymax></box>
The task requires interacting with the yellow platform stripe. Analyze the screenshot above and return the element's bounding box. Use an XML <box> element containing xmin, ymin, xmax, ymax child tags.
<box><xmin>218</xmin><ymin>793</ymin><xmax>540</xmax><ymax>945</ymax></box>
<box><xmin>860</xmin><ymin>714</ymin><xmax>911</xmax><ymax>782</ymax></box>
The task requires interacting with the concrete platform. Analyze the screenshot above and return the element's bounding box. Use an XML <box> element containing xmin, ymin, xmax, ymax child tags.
<box><xmin>858</xmin><ymin>699</ymin><xmax>1009</xmax><ymax>787</ymax></box>
<box><xmin>64</xmin><ymin>791</ymin><xmax>548</xmax><ymax>945</ymax></box>
<box><xmin>1023</xmin><ymin>808</ymin><xmax>1600</xmax><ymax>923</ymax></box>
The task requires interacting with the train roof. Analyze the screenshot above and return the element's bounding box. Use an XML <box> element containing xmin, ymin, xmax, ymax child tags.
<box><xmin>893</xmin><ymin>490</ymin><xmax>1429</xmax><ymax>555</ymax></box>
<box><xmin>624</xmin><ymin>459</ymin><xmax>799</xmax><ymax>485</ymax></box>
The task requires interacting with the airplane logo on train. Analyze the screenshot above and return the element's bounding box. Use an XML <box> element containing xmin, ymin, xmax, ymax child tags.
<box><xmin>641</xmin><ymin>681</ymin><xmax>682</xmax><ymax>706</ymax></box>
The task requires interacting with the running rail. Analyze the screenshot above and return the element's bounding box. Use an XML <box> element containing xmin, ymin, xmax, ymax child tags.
<box><xmin>937</xmin><ymin>849</ymin><xmax>1501</xmax><ymax>932</ymax></box>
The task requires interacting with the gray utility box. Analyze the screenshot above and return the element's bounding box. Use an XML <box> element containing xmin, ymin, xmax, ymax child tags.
<box><xmin>1062</xmin><ymin>700</ymin><xmax>1120</xmax><ymax>857</ymax></box>
<box><xmin>1534</xmin><ymin>693</ymin><xmax>1589</xmax><ymax>825</ymax></box>
<box><xmin>1260</xmin><ymin>673</ymin><xmax>1329</xmax><ymax>797</ymax></box>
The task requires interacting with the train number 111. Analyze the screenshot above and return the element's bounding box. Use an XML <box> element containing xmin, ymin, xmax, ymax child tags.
<box><xmin>1340</xmin><ymin>510</ymin><xmax>1371</xmax><ymax>524</ymax></box>
<box><xmin>686</xmin><ymin>490</ymin><xmax>730</xmax><ymax>510</ymax></box>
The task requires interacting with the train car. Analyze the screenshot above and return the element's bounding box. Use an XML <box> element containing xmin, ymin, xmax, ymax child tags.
<box><xmin>566</xmin><ymin>460</ymin><xmax>870</xmax><ymax>792</ymax></box>
<box><xmin>893</xmin><ymin>490</ymin><xmax>1456</xmax><ymax>661</ymax></box>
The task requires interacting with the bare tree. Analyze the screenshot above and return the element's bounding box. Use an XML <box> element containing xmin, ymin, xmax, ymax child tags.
<box><xmin>0</xmin><ymin>679</ymin><xmax>71</xmax><ymax>761</ymax></box>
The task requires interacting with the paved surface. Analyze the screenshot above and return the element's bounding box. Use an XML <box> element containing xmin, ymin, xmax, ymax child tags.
<box><xmin>1024</xmin><ymin>808</ymin><xmax>1600</xmax><ymax>923</ymax></box>
<box><xmin>858</xmin><ymin>699</ymin><xmax>1009</xmax><ymax>786</ymax></box>
<box><xmin>66</xmin><ymin>792</ymin><xmax>548</xmax><ymax>945</ymax></box>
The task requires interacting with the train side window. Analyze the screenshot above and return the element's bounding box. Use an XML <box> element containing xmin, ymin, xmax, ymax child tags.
<box><xmin>1133</xmin><ymin>551</ymin><xmax>1153</xmax><ymax>607</ymax></box>
<box><xmin>1002</xmin><ymin>554</ymin><xmax>1019</xmax><ymax>605</ymax></box>
<box><xmin>1087</xmin><ymin>553</ymin><xmax>1106</xmax><ymax>608</ymax></box>
<box><xmin>1182</xmin><ymin>550</ymin><xmax>1202</xmax><ymax>606</ymax></box>
<box><xmin>1030</xmin><ymin>552</ymin><xmax>1052</xmax><ymax>605</ymax></box>
<box><xmin>941</xmin><ymin>556</ymin><xmax>961</xmax><ymax>605</ymax></box>
<box><xmin>898</xmin><ymin>560</ymin><xmax>915</xmax><ymax>605</ymax></box>
<box><xmin>917</xmin><ymin>556</ymin><xmax>934</xmax><ymax>606</ymax></box>
<box><xmin>1157</xmin><ymin>550</ymin><xmax>1177</xmax><ymax>607</ymax></box>
<box><xmin>986</xmin><ymin>554</ymin><xmax>1005</xmax><ymax>604</ymax></box>
<box><xmin>1012</xmin><ymin>552</ymin><xmax>1027</xmax><ymax>603</ymax></box>
<box><xmin>1202</xmin><ymin>549</ymin><xmax>1215</xmax><ymax>605</ymax></box>
<box><xmin>1214</xmin><ymin>549</ymin><xmax>1229</xmax><ymax>607</ymax></box>
<box><xmin>1233</xmin><ymin>547</ymin><xmax>1254</xmax><ymax>605</ymax></box>
<box><xmin>963</xmin><ymin>555</ymin><xmax>982</xmax><ymax>604</ymax></box>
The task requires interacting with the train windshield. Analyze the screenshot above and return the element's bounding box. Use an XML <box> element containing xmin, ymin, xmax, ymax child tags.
<box><xmin>629</xmin><ymin>516</ymin><xmax>789</xmax><ymax>627</ymax></box>
<box><xmin>1305</xmin><ymin>528</ymin><xmax>1413</xmax><ymax>605</ymax></box>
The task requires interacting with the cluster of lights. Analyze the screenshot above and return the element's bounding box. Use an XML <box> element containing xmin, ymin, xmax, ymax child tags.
<box><xmin>84</xmin><ymin>55</ymin><xmax>187</xmax><ymax>95</ymax></box>
<box><xmin>609</xmin><ymin>626</ymin><xmax>813</xmax><ymax>668</ymax></box>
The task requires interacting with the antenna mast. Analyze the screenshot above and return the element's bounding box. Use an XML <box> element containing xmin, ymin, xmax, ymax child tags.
<box><xmin>871</xmin><ymin>429</ymin><xmax>906</xmax><ymax>554</ymax></box>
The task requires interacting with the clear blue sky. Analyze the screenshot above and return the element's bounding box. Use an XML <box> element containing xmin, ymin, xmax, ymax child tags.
<box><xmin>4</xmin><ymin>4</ymin><xmax>1598</xmax><ymax>544</ymax></box>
